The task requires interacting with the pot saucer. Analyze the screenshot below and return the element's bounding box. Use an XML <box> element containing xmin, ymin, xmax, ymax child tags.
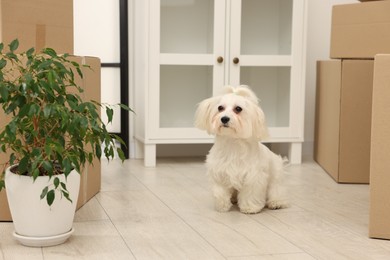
<box><xmin>13</xmin><ymin>228</ymin><xmax>74</xmax><ymax>247</ymax></box>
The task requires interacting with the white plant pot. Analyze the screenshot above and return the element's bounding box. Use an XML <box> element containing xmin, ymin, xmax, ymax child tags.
<box><xmin>5</xmin><ymin>165</ymin><xmax>80</xmax><ymax>247</ymax></box>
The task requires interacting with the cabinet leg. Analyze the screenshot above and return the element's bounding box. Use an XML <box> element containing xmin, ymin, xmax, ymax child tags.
<box><xmin>134</xmin><ymin>139</ymin><xmax>144</xmax><ymax>159</ymax></box>
<box><xmin>288</xmin><ymin>143</ymin><xmax>302</xmax><ymax>165</ymax></box>
<box><xmin>144</xmin><ymin>144</ymin><xmax>156</xmax><ymax>167</ymax></box>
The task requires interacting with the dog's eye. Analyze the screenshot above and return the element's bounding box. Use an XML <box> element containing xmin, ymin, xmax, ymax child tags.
<box><xmin>234</xmin><ymin>106</ymin><xmax>243</xmax><ymax>114</ymax></box>
<box><xmin>218</xmin><ymin>105</ymin><xmax>225</xmax><ymax>112</ymax></box>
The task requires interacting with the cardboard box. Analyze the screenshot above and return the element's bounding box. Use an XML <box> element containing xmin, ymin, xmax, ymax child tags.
<box><xmin>315</xmin><ymin>60</ymin><xmax>373</xmax><ymax>184</ymax></box>
<box><xmin>0</xmin><ymin>0</ymin><xmax>73</xmax><ymax>54</ymax></box>
<box><xmin>330</xmin><ymin>1</ymin><xmax>390</xmax><ymax>58</ymax></box>
<box><xmin>369</xmin><ymin>54</ymin><xmax>390</xmax><ymax>240</ymax></box>
<box><xmin>0</xmin><ymin>56</ymin><xmax>101</xmax><ymax>221</ymax></box>
<box><xmin>72</xmin><ymin>57</ymin><xmax>102</xmax><ymax>214</ymax></box>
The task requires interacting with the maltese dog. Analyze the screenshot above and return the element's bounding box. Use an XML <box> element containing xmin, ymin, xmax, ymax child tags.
<box><xmin>195</xmin><ymin>85</ymin><xmax>289</xmax><ymax>214</ymax></box>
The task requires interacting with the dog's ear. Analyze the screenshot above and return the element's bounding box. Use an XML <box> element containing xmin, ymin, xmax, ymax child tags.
<box><xmin>251</xmin><ymin>104</ymin><xmax>269</xmax><ymax>141</ymax></box>
<box><xmin>194</xmin><ymin>97</ymin><xmax>217</xmax><ymax>133</ymax></box>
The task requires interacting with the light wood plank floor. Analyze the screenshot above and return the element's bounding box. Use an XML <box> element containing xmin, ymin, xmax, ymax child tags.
<box><xmin>1</xmin><ymin>158</ymin><xmax>390</xmax><ymax>259</ymax></box>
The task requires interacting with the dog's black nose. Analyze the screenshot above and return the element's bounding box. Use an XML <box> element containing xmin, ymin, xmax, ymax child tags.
<box><xmin>221</xmin><ymin>116</ymin><xmax>230</xmax><ymax>124</ymax></box>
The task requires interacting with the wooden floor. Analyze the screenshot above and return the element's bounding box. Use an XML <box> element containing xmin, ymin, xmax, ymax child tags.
<box><xmin>1</xmin><ymin>158</ymin><xmax>390</xmax><ymax>259</ymax></box>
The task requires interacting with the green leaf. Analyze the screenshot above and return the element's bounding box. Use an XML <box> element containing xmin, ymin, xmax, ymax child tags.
<box><xmin>42</xmin><ymin>161</ymin><xmax>53</xmax><ymax>175</ymax></box>
<box><xmin>38</xmin><ymin>60</ymin><xmax>52</xmax><ymax>70</ymax></box>
<box><xmin>47</xmin><ymin>70</ymin><xmax>55</xmax><ymax>86</ymax></box>
<box><xmin>80</xmin><ymin>117</ymin><xmax>88</xmax><ymax>129</ymax></box>
<box><xmin>62</xmin><ymin>190</ymin><xmax>72</xmax><ymax>203</ymax></box>
<box><xmin>95</xmin><ymin>144</ymin><xmax>102</xmax><ymax>158</ymax></box>
<box><xmin>18</xmin><ymin>104</ymin><xmax>30</xmax><ymax>117</ymax></box>
<box><xmin>47</xmin><ymin>190</ymin><xmax>55</xmax><ymax>206</ymax></box>
<box><xmin>118</xmin><ymin>103</ymin><xmax>134</xmax><ymax>113</ymax></box>
<box><xmin>76</xmin><ymin>67</ymin><xmax>83</xmax><ymax>78</ymax></box>
<box><xmin>44</xmin><ymin>143</ymin><xmax>52</xmax><ymax>156</ymax></box>
<box><xmin>0</xmin><ymin>86</ymin><xmax>8</xmax><ymax>101</ymax></box>
<box><xmin>43</xmin><ymin>48</ymin><xmax>57</xmax><ymax>57</ymax></box>
<box><xmin>5</xmin><ymin>52</ymin><xmax>17</xmax><ymax>60</ymax></box>
<box><xmin>32</xmin><ymin>168</ymin><xmax>40</xmax><ymax>179</ymax></box>
<box><xmin>43</xmin><ymin>105</ymin><xmax>52</xmax><ymax>117</ymax></box>
<box><xmin>26</xmin><ymin>47</ymin><xmax>35</xmax><ymax>57</ymax></box>
<box><xmin>28</xmin><ymin>104</ymin><xmax>40</xmax><ymax>116</ymax></box>
<box><xmin>10</xmin><ymin>153</ymin><xmax>16</xmax><ymax>165</ymax></box>
<box><xmin>5</xmin><ymin>123</ymin><xmax>16</xmax><ymax>141</ymax></box>
<box><xmin>9</xmin><ymin>39</ymin><xmax>19</xmax><ymax>52</ymax></box>
<box><xmin>117</xmin><ymin>148</ymin><xmax>125</xmax><ymax>161</ymax></box>
<box><xmin>40</xmin><ymin>186</ymin><xmax>48</xmax><ymax>200</ymax></box>
<box><xmin>60</xmin><ymin>182</ymin><xmax>67</xmax><ymax>190</ymax></box>
<box><xmin>0</xmin><ymin>43</ymin><xmax>3</xmax><ymax>52</ymax></box>
<box><xmin>106</xmin><ymin>107</ymin><xmax>114</xmax><ymax>123</ymax></box>
<box><xmin>77</xmin><ymin>102</ymin><xmax>87</xmax><ymax>112</ymax></box>
<box><xmin>87</xmin><ymin>153</ymin><xmax>93</xmax><ymax>164</ymax></box>
<box><xmin>63</xmin><ymin>158</ymin><xmax>72</xmax><ymax>175</ymax></box>
<box><xmin>18</xmin><ymin>157</ymin><xmax>29</xmax><ymax>174</ymax></box>
<box><xmin>54</xmin><ymin>177</ymin><xmax>60</xmax><ymax>188</ymax></box>
<box><xmin>111</xmin><ymin>134</ymin><xmax>126</xmax><ymax>146</ymax></box>
<box><xmin>109</xmin><ymin>146</ymin><xmax>114</xmax><ymax>158</ymax></box>
<box><xmin>31</xmin><ymin>148</ymin><xmax>40</xmax><ymax>157</ymax></box>
<box><xmin>0</xmin><ymin>59</ymin><xmax>6</xmax><ymax>69</ymax></box>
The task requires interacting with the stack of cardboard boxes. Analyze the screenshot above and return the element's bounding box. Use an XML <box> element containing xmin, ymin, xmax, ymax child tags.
<box><xmin>315</xmin><ymin>0</ymin><xmax>390</xmax><ymax>240</ymax></box>
<box><xmin>0</xmin><ymin>0</ymin><xmax>102</xmax><ymax>221</ymax></box>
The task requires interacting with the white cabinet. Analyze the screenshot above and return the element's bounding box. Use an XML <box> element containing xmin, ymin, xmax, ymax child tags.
<box><xmin>133</xmin><ymin>0</ymin><xmax>307</xmax><ymax>166</ymax></box>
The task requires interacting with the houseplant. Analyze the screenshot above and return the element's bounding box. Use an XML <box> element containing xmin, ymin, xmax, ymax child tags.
<box><xmin>0</xmin><ymin>39</ymin><xmax>131</xmax><ymax>246</ymax></box>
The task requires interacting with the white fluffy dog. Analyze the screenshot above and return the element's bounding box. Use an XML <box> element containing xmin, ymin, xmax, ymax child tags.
<box><xmin>195</xmin><ymin>85</ymin><xmax>289</xmax><ymax>214</ymax></box>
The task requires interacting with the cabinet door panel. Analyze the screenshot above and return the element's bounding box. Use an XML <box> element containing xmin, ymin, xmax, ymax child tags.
<box><xmin>149</xmin><ymin>0</ymin><xmax>225</xmax><ymax>138</ymax></box>
<box><xmin>161</xmin><ymin>0</ymin><xmax>215</xmax><ymax>54</ymax></box>
<box><xmin>160</xmin><ymin>65</ymin><xmax>213</xmax><ymax>128</ymax></box>
<box><xmin>228</xmin><ymin>0</ymin><xmax>305</xmax><ymax>141</ymax></box>
<box><xmin>240</xmin><ymin>0</ymin><xmax>293</xmax><ymax>55</ymax></box>
<box><xmin>240</xmin><ymin>66</ymin><xmax>291</xmax><ymax>128</ymax></box>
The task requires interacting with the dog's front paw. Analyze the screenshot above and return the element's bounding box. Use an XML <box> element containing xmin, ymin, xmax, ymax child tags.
<box><xmin>239</xmin><ymin>204</ymin><xmax>265</xmax><ymax>214</ymax></box>
<box><xmin>215</xmin><ymin>199</ymin><xmax>232</xmax><ymax>212</ymax></box>
<box><xmin>267</xmin><ymin>200</ymin><xmax>289</xmax><ymax>210</ymax></box>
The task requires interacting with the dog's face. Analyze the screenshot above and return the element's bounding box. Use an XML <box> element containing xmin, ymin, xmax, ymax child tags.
<box><xmin>195</xmin><ymin>86</ymin><xmax>268</xmax><ymax>140</ymax></box>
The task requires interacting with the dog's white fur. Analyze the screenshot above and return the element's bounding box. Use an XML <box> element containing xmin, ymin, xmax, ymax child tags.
<box><xmin>195</xmin><ymin>85</ymin><xmax>289</xmax><ymax>214</ymax></box>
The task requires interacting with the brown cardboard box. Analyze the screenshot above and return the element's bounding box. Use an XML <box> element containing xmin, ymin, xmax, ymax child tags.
<box><xmin>72</xmin><ymin>57</ymin><xmax>102</xmax><ymax>213</ymax></box>
<box><xmin>0</xmin><ymin>57</ymin><xmax>101</xmax><ymax>221</ymax></box>
<box><xmin>369</xmin><ymin>54</ymin><xmax>390</xmax><ymax>240</ymax></box>
<box><xmin>315</xmin><ymin>60</ymin><xmax>373</xmax><ymax>184</ymax></box>
<box><xmin>330</xmin><ymin>1</ymin><xmax>390</xmax><ymax>58</ymax></box>
<box><xmin>0</xmin><ymin>0</ymin><xmax>73</xmax><ymax>53</ymax></box>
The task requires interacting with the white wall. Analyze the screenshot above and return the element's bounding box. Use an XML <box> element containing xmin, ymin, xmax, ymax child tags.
<box><xmin>303</xmin><ymin>0</ymin><xmax>358</xmax><ymax>158</ymax></box>
<box><xmin>73</xmin><ymin>1</ymin><xmax>122</xmax><ymax>134</ymax></box>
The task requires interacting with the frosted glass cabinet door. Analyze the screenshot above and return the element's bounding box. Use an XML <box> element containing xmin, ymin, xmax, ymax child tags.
<box><xmin>240</xmin><ymin>0</ymin><xmax>293</xmax><ymax>55</ymax></box>
<box><xmin>161</xmin><ymin>0</ymin><xmax>215</xmax><ymax>54</ymax></box>
<box><xmin>229</xmin><ymin>0</ymin><xmax>304</xmax><ymax>138</ymax></box>
<box><xmin>160</xmin><ymin>65</ymin><xmax>213</xmax><ymax>128</ymax></box>
<box><xmin>240</xmin><ymin>67</ymin><xmax>291</xmax><ymax>127</ymax></box>
<box><xmin>149</xmin><ymin>0</ymin><xmax>225</xmax><ymax>135</ymax></box>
